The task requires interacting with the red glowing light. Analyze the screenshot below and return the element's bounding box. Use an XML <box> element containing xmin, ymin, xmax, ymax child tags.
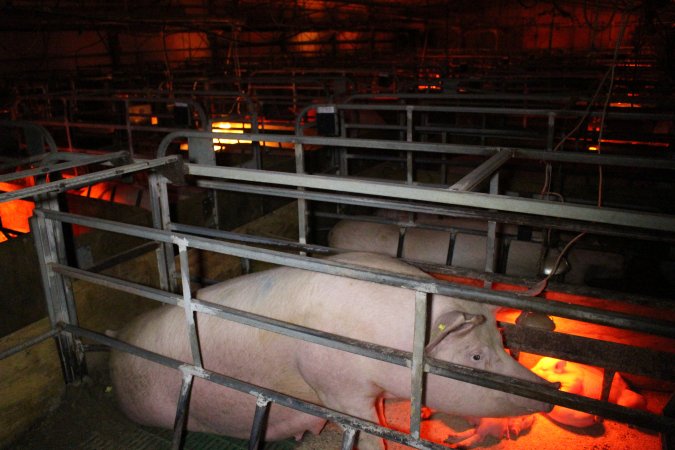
<box><xmin>0</xmin><ymin>187</ymin><xmax>34</xmax><ymax>243</ymax></box>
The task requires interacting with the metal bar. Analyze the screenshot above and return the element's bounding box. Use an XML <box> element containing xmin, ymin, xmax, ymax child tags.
<box><xmin>409</xmin><ymin>291</ymin><xmax>428</xmax><ymax>439</ymax></box>
<box><xmin>295</xmin><ymin>141</ymin><xmax>309</xmax><ymax>246</ymax></box>
<box><xmin>343</xmin><ymin>93</ymin><xmax>578</xmax><ymax>104</ymax></box>
<box><xmin>85</xmin><ymin>241</ymin><xmax>160</xmax><ymax>273</ymax></box>
<box><xmin>63</xmin><ymin>323</ymin><xmax>675</xmax><ymax>432</ymax></box>
<box><xmin>0</xmin><ymin>156</ymin><xmax>181</xmax><ymax>202</ymax></box>
<box><xmin>171</xmin><ymin>369</ymin><xmax>194</xmax><ymax>450</ymax></box>
<box><xmin>177</xmin><ymin>243</ymin><xmax>203</xmax><ymax>368</ymax></box>
<box><xmin>0</xmin><ymin>151</ymin><xmax>130</xmax><ymax>184</ymax></box>
<box><xmin>0</xmin><ymin>153</ymin><xmax>48</xmax><ymax>172</ymax></box>
<box><xmin>30</xmin><ymin>204</ymin><xmax>83</xmax><ymax>384</ymax></box>
<box><xmin>325</xmin><ymin>102</ymin><xmax>675</xmax><ymax>122</ymax></box>
<box><xmin>248</xmin><ymin>395</ymin><xmax>271</xmax><ymax>450</ymax></box>
<box><xmin>424</xmin><ymin>356</ymin><xmax>673</xmax><ymax>431</ymax></box>
<box><xmin>601</xmin><ymin>370</ymin><xmax>616</xmax><ymax>403</ymax></box>
<box><xmin>406</xmin><ymin>106</ymin><xmax>413</xmax><ymax>184</ymax></box>
<box><xmin>0</xmin><ymin>329</ymin><xmax>58</xmax><ymax>361</ymax></box>
<box><xmin>500</xmin><ymin>323</ymin><xmax>675</xmax><ymax>380</ymax></box>
<box><xmin>196</xmin><ymin>179</ymin><xmax>675</xmax><ymax>243</ymax></box>
<box><xmin>71</xmin><ymin>242</ymin><xmax>675</xmax><ymax>382</ymax></box>
<box><xmin>449</xmin><ymin>149</ymin><xmax>513</xmax><ymax>191</ymax></box>
<box><xmin>340</xmin><ymin>427</ymin><xmax>358</xmax><ymax>450</ymax></box>
<box><xmin>63</xmin><ymin>246</ymin><xmax>669</xmax><ymax>388</ymax></box>
<box><xmin>170</xmin><ymin>223</ymin><xmax>332</xmax><ymax>254</ymax></box>
<box><xmin>61</xmin><ymin>324</ymin><xmax>450</xmax><ymax>450</ymax></box>
<box><xmin>52</xmin><ymin>263</ymin><xmax>181</xmax><ymax>306</ymax></box>
<box><xmin>546</xmin><ymin>112</ymin><xmax>555</xmax><ymax>151</ymax></box>
<box><xmin>483</xmin><ymin>173</ymin><xmax>500</xmax><ymax>289</ymax></box>
<box><xmin>188</xmin><ymin>165</ymin><xmax>675</xmax><ymax>233</ymax></box>
<box><xmin>157</xmin><ymin>130</ymin><xmax>675</xmax><ymax>170</ymax></box>
<box><xmin>38</xmin><ymin>208</ymin><xmax>675</xmax><ymax>339</ymax></box>
<box><xmin>414</xmin><ymin>261</ymin><xmax>672</xmax><ymax>310</ymax></box>
<box><xmin>148</xmin><ymin>173</ymin><xmax>176</xmax><ymax>292</ymax></box>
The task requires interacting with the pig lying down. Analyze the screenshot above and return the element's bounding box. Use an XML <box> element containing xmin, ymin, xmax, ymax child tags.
<box><xmin>531</xmin><ymin>357</ymin><xmax>647</xmax><ymax>428</ymax></box>
<box><xmin>109</xmin><ymin>252</ymin><xmax>552</xmax><ymax>450</ymax></box>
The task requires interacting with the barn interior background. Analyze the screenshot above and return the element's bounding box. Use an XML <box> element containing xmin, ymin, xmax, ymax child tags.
<box><xmin>0</xmin><ymin>0</ymin><xmax>674</xmax><ymax>449</ymax></box>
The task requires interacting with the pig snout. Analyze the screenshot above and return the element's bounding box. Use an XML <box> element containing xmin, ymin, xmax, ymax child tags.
<box><xmin>507</xmin><ymin>369</ymin><xmax>557</xmax><ymax>414</ymax></box>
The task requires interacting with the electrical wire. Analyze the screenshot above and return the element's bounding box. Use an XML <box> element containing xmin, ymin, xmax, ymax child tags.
<box><xmin>594</xmin><ymin>12</ymin><xmax>629</xmax><ymax>206</ymax></box>
<box><xmin>527</xmin><ymin>12</ymin><xmax>631</xmax><ymax>298</ymax></box>
<box><xmin>520</xmin><ymin>231</ymin><xmax>587</xmax><ymax>297</ymax></box>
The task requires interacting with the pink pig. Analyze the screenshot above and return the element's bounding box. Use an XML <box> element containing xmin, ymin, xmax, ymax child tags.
<box><xmin>110</xmin><ymin>252</ymin><xmax>553</xmax><ymax>450</ymax></box>
<box><xmin>531</xmin><ymin>357</ymin><xmax>647</xmax><ymax>427</ymax></box>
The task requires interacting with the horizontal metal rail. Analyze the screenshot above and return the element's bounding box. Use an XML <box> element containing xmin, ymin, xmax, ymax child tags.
<box><xmin>103</xmin><ymin>218</ymin><xmax>672</xmax><ymax>311</ymax></box>
<box><xmin>304</xmin><ymin>101</ymin><xmax>675</xmax><ymax>122</ymax></box>
<box><xmin>196</xmin><ymin>179</ymin><xmax>675</xmax><ymax>243</ymax></box>
<box><xmin>57</xmin><ymin>323</ymin><xmax>453</xmax><ymax>450</ymax></box>
<box><xmin>0</xmin><ymin>151</ymin><xmax>130</xmax><ymax>184</ymax></box>
<box><xmin>48</xmin><ymin>267</ymin><xmax>674</xmax><ymax>432</ymax></box>
<box><xmin>157</xmin><ymin>130</ymin><xmax>675</xmax><ymax>170</ymax></box>
<box><xmin>33</xmin><ymin>119</ymin><xmax>204</xmax><ymax>135</ymax></box>
<box><xmin>0</xmin><ymin>155</ymin><xmax>181</xmax><ymax>202</ymax></box>
<box><xmin>16</xmin><ymin>95</ymin><xmax>209</xmax><ymax>129</ymax></box>
<box><xmin>449</xmin><ymin>149</ymin><xmax>514</xmax><ymax>191</ymax></box>
<box><xmin>187</xmin><ymin>164</ymin><xmax>675</xmax><ymax>233</ymax></box>
<box><xmin>500</xmin><ymin>323</ymin><xmax>675</xmax><ymax>380</ymax></box>
<box><xmin>0</xmin><ymin>329</ymin><xmax>58</xmax><ymax>361</ymax></box>
<box><xmin>0</xmin><ymin>153</ymin><xmax>49</xmax><ymax>172</ymax></box>
<box><xmin>36</xmin><ymin>208</ymin><xmax>675</xmax><ymax>340</ymax></box>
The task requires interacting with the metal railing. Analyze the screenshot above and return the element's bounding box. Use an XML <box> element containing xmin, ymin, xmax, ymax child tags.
<box><xmin>1</xmin><ymin>127</ymin><xmax>674</xmax><ymax>449</ymax></box>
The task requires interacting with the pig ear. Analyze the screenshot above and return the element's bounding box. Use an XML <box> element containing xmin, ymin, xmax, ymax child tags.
<box><xmin>425</xmin><ymin>311</ymin><xmax>485</xmax><ymax>354</ymax></box>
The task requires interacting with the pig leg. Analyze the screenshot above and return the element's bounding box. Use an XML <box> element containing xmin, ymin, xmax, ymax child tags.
<box><xmin>324</xmin><ymin>395</ymin><xmax>386</xmax><ymax>450</ymax></box>
<box><xmin>445</xmin><ymin>416</ymin><xmax>535</xmax><ymax>449</ymax></box>
<box><xmin>444</xmin><ymin>431</ymin><xmax>485</xmax><ymax>449</ymax></box>
<box><xmin>617</xmin><ymin>389</ymin><xmax>647</xmax><ymax>410</ymax></box>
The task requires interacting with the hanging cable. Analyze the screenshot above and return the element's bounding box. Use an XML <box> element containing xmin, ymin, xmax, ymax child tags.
<box><xmin>595</xmin><ymin>12</ymin><xmax>629</xmax><ymax>207</ymax></box>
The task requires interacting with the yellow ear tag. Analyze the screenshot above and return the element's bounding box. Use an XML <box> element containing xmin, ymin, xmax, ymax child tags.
<box><xmin>438</xmin><ymin>323</ymin><xmax>446</xmax><ymax>331</ymax></box>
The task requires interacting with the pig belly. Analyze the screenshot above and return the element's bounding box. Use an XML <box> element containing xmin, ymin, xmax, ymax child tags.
<box><xmin>189</xmin><ymin>378</ymin><xmax>327</xmax><ymax>440</ymax></box>
<box><xmin>110</xmin><ymin>307</ymin><xmax>326</xmax><ymax>441</ymax></box>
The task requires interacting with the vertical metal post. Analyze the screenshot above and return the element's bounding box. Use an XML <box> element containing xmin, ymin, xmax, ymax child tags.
<box><xmin>484</xmin><ymin>173</ymin><xmax>500</xmax><ymax>289</ymax></box>
<box><xmin>177</xmin><ymin>243</ymin><xmax>203</xmax><ymax>368</ymax></box>
<box><xmin>251</xmin><ymin>112</ymin><xmax>262</xmax><ymax>170</ymax></box>
<box><xmin>547</xmin><ymin>112</ymin><xmax>555</xmax><ymax>151</ymax></box>
<box><xmin>440</xmin><ymin>131</ymin><xmax>448</xmax><ymax>185</ymax></box>
<box><xmin>295</xmin><ymin>141</ymin><xmax>309</xmax><ymax>246</ymax></box>
<box><xmin>248</xmin><ymin>395</ymin><xmax>272</xmax><ymax>450</ymax></box>
<box><xmin>480</xmin><ymin>113</ymin><xmax>486</xmax><ymax>146</ymax></box>
<box><xmin>32</xmin><ymin>204</ymin><xmax>85</xmax><ymax>384</ymax></box>
<box><xmin>124</xmin><ymin>98</ymin><xmax>134</xmax><ymax>157</ymax></box>
<box><xmin>409</xmin><ymin>290</ymin><xmax>428</xmax><ymax>439</ymax></box>
<box><xmin>62</xmin><ymin>97</ymin><xmax>73</xmax><ymax>151</ymax></box>
<box><xmin>600</xmin><ymin>369</ymin><xmax>616</xmax><ymax>403</ymax></box>
<box><xmin>172</xmin><ymin>369</ymin><xmax>195</xmax><ymax>450</ymax></box>
<box><xmin>340</xmin><ymin>427</ymin><xmax>358</xmax><ymax>450</ymax></box>
<box><xmin>338</xmin><ymin>110</ymin><xmax>348</xmax><ymax>214</ymax></box>
<box><xmin>148</xmin><ymin>173</ymin><xmax>176</xmax><ymax>292</ymax></box>
<box><xmin>406</xmin><ymin>106</ymin><xmax>414</xmax><ymax>184</ymax></box>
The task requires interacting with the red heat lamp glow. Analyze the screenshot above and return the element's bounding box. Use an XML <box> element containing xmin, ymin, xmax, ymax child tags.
<box><xmin>430</xmin><ymin>271</ymin><xmax>675</xmax><ymax>353</ymax></box>
<box><xmin>1</xmin><ymin>174</ymin><xmax>148</xmax><ymax>242</ymax></box>
<box><xmin>368</xmin><ymin>272</ymin><xmax>674</xmax><ymax>449</ymax></box>
<box><xmin>0</xmin><ymin>182</ymin><xmax>34</xmax><ymax>243</ymax></box>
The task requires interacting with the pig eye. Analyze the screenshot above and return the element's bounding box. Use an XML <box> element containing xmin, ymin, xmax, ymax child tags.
<box><xmin>472</xmin><ymin>354</ymin><xmax>481</xmax><ymax>361</ymax></box>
